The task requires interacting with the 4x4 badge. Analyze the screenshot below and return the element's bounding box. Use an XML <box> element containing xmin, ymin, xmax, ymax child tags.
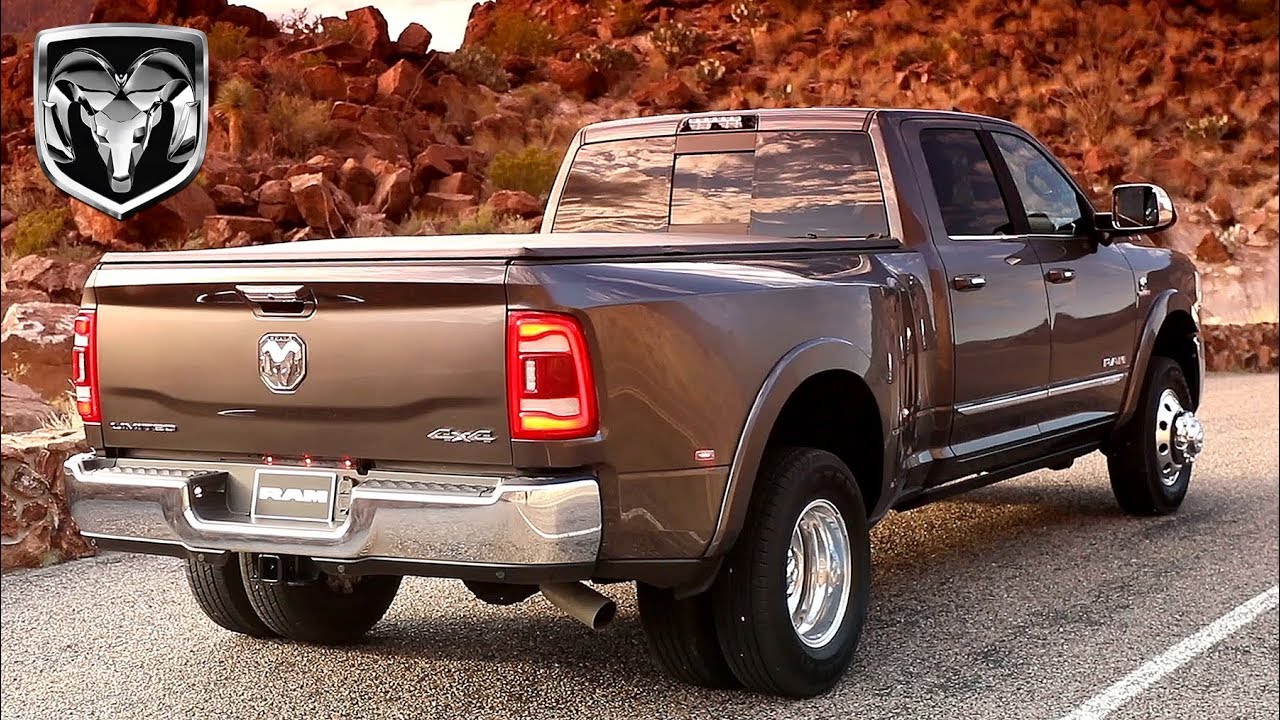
<box><xmin>34</xmin><ymin>24</ymin><xmax>208</xmax><ymax>220</ymax></box>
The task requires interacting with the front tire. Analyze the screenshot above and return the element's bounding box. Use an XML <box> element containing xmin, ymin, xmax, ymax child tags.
<box><xmin>184</xmin><ymin>555</ymin><xmax>277</xmax><ymax>638</ymax></box>
<box><xmin>712</xmin><ymin>447</ymin><xmax>871</xmax><ymax>697</ymax></box>
<box><xmin>1107</xmin><ymin>357</ymin><xmax>1203</xmax><ymax>515</ymax></box>
<box><xmin>239</xmin><ymin>555</ymin><xmax>401</xmax><ymax>644</ymax></box>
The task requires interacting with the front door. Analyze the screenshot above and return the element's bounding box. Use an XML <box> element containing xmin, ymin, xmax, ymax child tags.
<box><xmin>908</xmin><ymin>122</ymin><xmax>1054</xmax><ymax>454</ymax></box>
<box><xmin>984</xmin><ymin>128</ymin><xmax>1138</xmax><ymax>432</ymax></box>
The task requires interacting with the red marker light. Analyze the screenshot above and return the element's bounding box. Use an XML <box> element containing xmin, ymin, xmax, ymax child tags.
<box><xmin>263</xmin><ymin>455</ymin><xmax>274</xmax><ymax>465</ymax></box>
<box><xmin>303</xmin><ymin>456</ymin><xmax>313</xmax><ymax>466</ymax></box>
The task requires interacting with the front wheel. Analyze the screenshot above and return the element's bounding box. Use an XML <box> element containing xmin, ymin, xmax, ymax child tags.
<box><xmin>1107</xmin><ymin>357</ymin><xmax>1204</xmax><ymax>515</ymax></box>
<box><xmin>239</xmin><ymin>555</ymin><xmax>401</xmax><ymax>644</ymax></box>
<box><xmin>712</xmin><ymin>447</ymin><xmax>871</xmax><ymax>697</ymax></box>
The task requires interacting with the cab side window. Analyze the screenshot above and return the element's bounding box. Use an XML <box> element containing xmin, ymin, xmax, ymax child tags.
<box><xmin>919</xmin><ymin>129</ymin><xmax>1013</xmax><ymax>237</ymax></box>
<box><xmin>991</xmin><ymin>133</ymin><xmax>1087</xmax><ymax>235</ymax></box>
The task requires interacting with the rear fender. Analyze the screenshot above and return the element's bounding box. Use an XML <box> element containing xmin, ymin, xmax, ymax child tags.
<box><xmin>702</xmin><ymin>338</ymin><xmax>872</xmax><ymax>558</ymax></box>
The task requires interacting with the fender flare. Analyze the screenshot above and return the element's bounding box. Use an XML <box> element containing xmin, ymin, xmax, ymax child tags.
<box><xmin>1116</xmin><ymin>289</ymin><xmax>1201</xmax><ymax>428</ymax></box>
<box><xmin>702</xmin><ymin>338</ymin><xmax>873</xmax><ymax>558</ymax></box>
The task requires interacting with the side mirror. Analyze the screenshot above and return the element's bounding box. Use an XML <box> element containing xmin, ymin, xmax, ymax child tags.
<box><xmin>1109</xmin><ymin>183</ymin><xmax>1176</xmax><ymax>233</ymax></box>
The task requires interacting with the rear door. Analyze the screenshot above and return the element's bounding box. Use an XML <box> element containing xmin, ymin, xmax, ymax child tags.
<box><xmin>91</xmin><ymin>260</ymin><xmax>513</xmax><ymax>466</ymax></box>
<box><xmin>984</xmin><ymin>127</ymin><xmax>1137</xmax><ymax>431</ymax></box>
<box><xmin>904</xmin><ymin>120</ymin><xmax>1053</xmax><ymax>454</ymax></box>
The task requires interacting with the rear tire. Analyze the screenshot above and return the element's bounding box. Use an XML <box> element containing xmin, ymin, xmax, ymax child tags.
<box><xmin>1107</xmin><ymin>357</ymin><xmax>1198</xmax><ymax>515</ymax></box>
<box><xmin>637</xmin><ymin>583</ymin><xmax>739</xmax><ymax>689</ymax></box>
<box><xmin>184</xmin><ymin>555</ymin><xmax>277</xmax><ymax>638</ymax></box>
<box><xmin>239</xmin><ymin>555</ymin><xmax>401</xmax><ymax>644</ymax></box>
<box><xmin>712</xmin><ymin>447</ymin><xmax>871</xmax><ymax>698</ymax></box>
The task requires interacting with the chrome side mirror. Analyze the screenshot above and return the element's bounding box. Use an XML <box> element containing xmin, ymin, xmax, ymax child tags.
<box><xmin>1111</xmin><ymin>183</ymin><xmax>1176</xmax><ymax>232</ymax></box>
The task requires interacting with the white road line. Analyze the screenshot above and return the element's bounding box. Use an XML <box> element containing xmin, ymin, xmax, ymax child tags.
<box><xmin>1060</xmin><ymin>584</ymin><xmax>1280</xmax><ymax>720</ymax></box>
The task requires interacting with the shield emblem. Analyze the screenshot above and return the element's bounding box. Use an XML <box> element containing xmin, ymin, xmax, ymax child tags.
<box><xmin>34</xmin><ymin>24</ymin><xmax>208</xmax><ymax>220</ymax></box>
<box><xmin>259</xmin><ymin>334</ymin><xmax>307</xmax><ymax>393</ymax></box>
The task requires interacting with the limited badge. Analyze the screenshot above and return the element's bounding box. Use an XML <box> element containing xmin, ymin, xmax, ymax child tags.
<box><xmin>34</xmin><ymin>24</ymin><xmax>208</xmax><ymax>220</ymax></box>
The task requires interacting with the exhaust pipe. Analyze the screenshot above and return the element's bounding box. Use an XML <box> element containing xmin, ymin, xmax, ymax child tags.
<box><xmin>540</xmin><ymin>582</ymin><xmax>616</xmax><ymax>630</ymax></box>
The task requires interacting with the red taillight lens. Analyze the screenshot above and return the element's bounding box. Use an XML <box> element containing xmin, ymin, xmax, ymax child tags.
<box><xmin>507</xmin><ymin>311</ymin><xmax>598</xmax><ymax>441</ymax></box>
<box><xmin>71</xmin><ymin>309</ymin><xmax>100</xmax><ymax>423</ymax></box>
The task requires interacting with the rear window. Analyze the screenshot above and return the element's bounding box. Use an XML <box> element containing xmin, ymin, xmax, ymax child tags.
<box><xmin>552</xmin><ymin>131</ymin><xmax>889</xmax><ymax>238</ymax></box>
<box><xmin>550</xmin><ymin>137</ymin><xmax>675</xmax><ymax>233</ymax></box>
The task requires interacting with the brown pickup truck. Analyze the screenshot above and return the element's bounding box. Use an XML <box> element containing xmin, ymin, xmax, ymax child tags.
<box><xmin>65</xmin><ymin>108</ymin><xmax>1205</xmax><ymax>697</ymax></box>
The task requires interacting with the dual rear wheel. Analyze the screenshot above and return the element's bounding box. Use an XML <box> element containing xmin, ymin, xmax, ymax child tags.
<box><xmin>184</xmin><ymin>555</ymin><xmax>400</xmax><ymax>644</ymax></box>
<box><xmin>640</xmin><ymin>447</ymin><xmax>871</xmax><ymax>698</ymax></box>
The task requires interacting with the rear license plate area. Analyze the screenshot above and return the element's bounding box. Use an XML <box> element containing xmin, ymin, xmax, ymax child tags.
<box><xmin>252</xmin><ymin>469</ymin><xmax>338</xmax><ymax>522</ymax></box>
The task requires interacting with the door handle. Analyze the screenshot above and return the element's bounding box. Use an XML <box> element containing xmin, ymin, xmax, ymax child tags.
<box><xmin>1045</xmin><ymin>268</ymin><xmax>1076</xmax><ymax>284</ymax></box>
<box><xmin>952</xmin><ymin>274</ymin><xmax>987</xmax><ymax>291</ymax></box>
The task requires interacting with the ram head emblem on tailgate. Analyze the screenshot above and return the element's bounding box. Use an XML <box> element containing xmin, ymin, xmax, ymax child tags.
<box><xmin>259</xmin><ymin>334</ymin><xmax>306</xmax><ymax>393</ymax></box>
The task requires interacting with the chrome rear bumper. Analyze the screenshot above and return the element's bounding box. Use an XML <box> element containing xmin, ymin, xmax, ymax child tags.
<box><xmin>64</xmin><ymin>453</ymin><xmax>601</xmax><ymax>572</ymax></box>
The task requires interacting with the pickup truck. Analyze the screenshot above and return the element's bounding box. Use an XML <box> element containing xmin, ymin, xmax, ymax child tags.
<box><xmin>64</xmin><ymin>108</ymin><xmax>1206</xmax><ymax>698</ymax></box>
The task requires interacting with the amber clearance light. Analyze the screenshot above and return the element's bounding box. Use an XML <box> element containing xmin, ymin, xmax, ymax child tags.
<box><xmin>506</xmin><ymin>311</ymin><xmax>598</xmax><ymax>441</ymax></box>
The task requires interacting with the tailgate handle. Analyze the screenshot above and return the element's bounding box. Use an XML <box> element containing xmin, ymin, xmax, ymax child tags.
<box><xmin>235</xmin><ymin>285</ymin><xmax>316</xmax><ymax>317</ymax></box>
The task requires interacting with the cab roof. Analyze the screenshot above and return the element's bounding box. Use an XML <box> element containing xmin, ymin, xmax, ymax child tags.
<box><xmin>579</xmin><ymin>107</ymin><xmax>1018</xmax><ymax>143</ymax></box>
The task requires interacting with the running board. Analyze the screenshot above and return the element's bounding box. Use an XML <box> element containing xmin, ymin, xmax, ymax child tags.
<box><xmin>893</xmin><ymin>446</ymin><xmax>1087</xmax><ymax>510</ymax></box>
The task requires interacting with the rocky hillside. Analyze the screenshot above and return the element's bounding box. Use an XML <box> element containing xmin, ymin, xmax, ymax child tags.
<box><xmin>0</xmin><ymin>0</ymin><xmax>1277</xmax><ymax>361</ymax></box>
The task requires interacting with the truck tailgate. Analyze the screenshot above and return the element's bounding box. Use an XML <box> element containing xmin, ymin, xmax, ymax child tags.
<box><xmin>88</xmin><ymin>260</ymin><xmax>512</xmax><ymax>466</ymax></box>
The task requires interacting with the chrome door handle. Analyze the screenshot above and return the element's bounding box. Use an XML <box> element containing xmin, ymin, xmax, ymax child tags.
<box><xmin>952</xmin><ymin>274</ymin><xmax>987</xmax><ymax>291</ymax></box>
<box><xmin>1045</xmin><ymin>268</ymin><xmax>1076</xmax><ymax>284</ymax></box>
<box><xmin>235</xmin><ymin>284</ymin><xmax>308</xmax><ymax>303</ymax></box>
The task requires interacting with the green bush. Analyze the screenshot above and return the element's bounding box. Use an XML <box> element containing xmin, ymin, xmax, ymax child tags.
<box><xmin>208</xmin><ymin>21</ymin><xmax>249</xmax><ymax>63</ymax></box>
<box><xmin>481</xmin><ymin>10</ymin><xmax>558</xmax><ymax>58</ymax></box>
<box><xmin>10</xmin><ymin>208</ymin><xmax>70</xmax><ymax>258</ymax></box>
<box><xmin>487</xmin><ymin>146</ymin><xmax>561</xmax><ymax>198</ymax></box>
<box><xmin>267</xmin><ymin>93</ymin><xmax>337</xmax><ymax>158</ymax></box>
<box><xmin>445</xmin><ymin>47</ymin><xmax>510</xmax><ymax>91</ymax></box>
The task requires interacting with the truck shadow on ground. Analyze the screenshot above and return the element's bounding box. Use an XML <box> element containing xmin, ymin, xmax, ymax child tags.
<box><xmin>292</xmin><ymin>475</ymin><xmax>1161</xmax><ymax>693</ymax></box>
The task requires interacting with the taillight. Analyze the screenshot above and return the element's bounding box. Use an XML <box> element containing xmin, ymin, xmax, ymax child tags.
<box><xmin>507</xmin><ymin>311</ymin><xmax>598</xmax><ymax>441</ymax></box>
<box><xmin>71</xmin><ymin>309</ymin><xmax>100</xmax><ymax>423</ymax></box>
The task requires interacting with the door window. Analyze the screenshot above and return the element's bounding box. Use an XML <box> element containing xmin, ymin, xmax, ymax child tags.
<box><xmin>991</xmin><ymin>133</ymin><xmax>1086</xmax><ymax>235</ymax></box>
<box><xmin>919</xmin><ymin>129</ymin><xmax>1013</xmax><ymax>237</ymax></box>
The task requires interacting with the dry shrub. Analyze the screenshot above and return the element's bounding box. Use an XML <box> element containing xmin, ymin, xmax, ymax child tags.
<box><xmin>609</xmin><ymin>1</ymin><xmax>647</xmax><ymax>37</ymax></box>
<box><xmin>208</xmin><ymin>21</ymin><xmax>249</xmax><ymax>62</ymax></box>
<box><xmin>445</xmin><ymin>47</ymin><xmax>510</xmax><ymax>91</ymax></box>
<box><xmin>10</xmin><ymin>207</ymin><xmax>71</xmax><ymax>258</ymax></box>
<box><xmin>396</xmin><ymin>206</ymin><xmax>536</xmax><ymax>236</ymax></box>
<box><xmin>1</xmin><ymin>165</ymin><xmax>62</xmax><ymax>217</ymax></box>
<box><xmin>487</xmin><ymin>146</ymin><xmax>561</xmax><ymax>198</ymax></box>
<box><xmin>267</xmin><ymin>92</ymin><xmax>337</xmax><ymax>157</ymax></box>
<box><xmin>651</xmin><ymin>22</ymin><xmax>706</xmax><ymax>67</ymax></box>
<box><xmin>482</xmin><ymin>10</ymin><xmax>558</xmax><ymax>58</ymax></box>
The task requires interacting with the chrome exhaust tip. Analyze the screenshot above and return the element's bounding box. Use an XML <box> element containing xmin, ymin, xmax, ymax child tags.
<box><xmin>540</xmin><ymin>582</ymin><xmax>616</xmax><ymax>630</ymax></box>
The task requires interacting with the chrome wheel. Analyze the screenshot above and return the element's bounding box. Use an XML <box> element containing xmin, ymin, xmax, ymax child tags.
<box><xmin>784</xmin><ymin>499</ymin><xmax>852</xmax><ymax>649</ymax></box>
<box><xmin>1154</xmin><ymin>389</ymin><xmax>1204</xmax><ymax>485</ymax></box>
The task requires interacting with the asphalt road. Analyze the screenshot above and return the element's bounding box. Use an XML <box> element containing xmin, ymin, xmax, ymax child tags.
<box><xmin>2</xmin><ymin>373</ymin><xmax>1276</xmax><ymax>720</ymax></box>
